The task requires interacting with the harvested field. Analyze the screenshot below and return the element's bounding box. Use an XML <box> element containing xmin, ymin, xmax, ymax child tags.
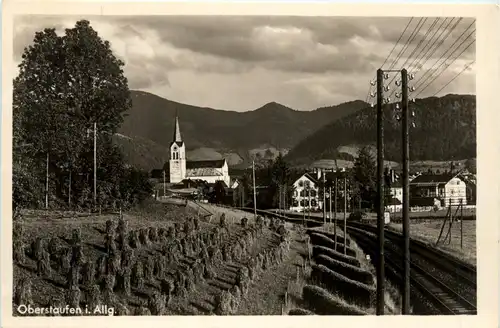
<box><xmin>12</xmin><ymin>202</ymin><xmax>296</xmax><ymax>316</ymax></box>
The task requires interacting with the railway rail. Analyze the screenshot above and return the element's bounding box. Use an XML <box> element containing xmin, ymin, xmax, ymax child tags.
<box><xmin>347</xmin><ymin>225</ymin><xmax>477</xmax><ymax>315</ymax></box>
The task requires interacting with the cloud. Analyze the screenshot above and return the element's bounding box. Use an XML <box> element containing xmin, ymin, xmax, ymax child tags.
<box><xmin>12</xmin><ymin>15</ymin><xmax>475</xmax><ymax>111</ymax></box>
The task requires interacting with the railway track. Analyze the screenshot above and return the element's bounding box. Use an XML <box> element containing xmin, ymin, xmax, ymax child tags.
<box><xmin>347</xmin><ymin>225</ymin><xmax>477</xmax><ymax>315</ymax></box>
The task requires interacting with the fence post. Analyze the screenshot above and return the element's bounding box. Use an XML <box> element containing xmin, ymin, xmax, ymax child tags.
<box><xmin>460</xmin><ymin>199</ymin><xmax>463</xmax><ymax>249</ymax></box>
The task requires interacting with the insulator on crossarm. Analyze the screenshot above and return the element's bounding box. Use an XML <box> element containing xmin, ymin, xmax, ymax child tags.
<box><xmin>385</xmin><ymin>97</ymin><xmax>391</xmax><ymax>103</ymax></box>
<box><xmin>409</xmin><ymin>73</ymin><xmax>415</xmax><ymax>80</ymax></box>
<box><xmin>409</xmin><ymin>86</ymin><xmax>416</xmax><ymax>92</ymax></box>
<box><xmin>395</xmin><ymin>103</ymin><xmax>400</xmax><ymax>109</ymax></box>
<box><xmin>384</xmin><ymin>73</ymin><xmax>389</xmax><ymax>79</ymax></box>
<box><xmin>410</xmin><ymin>98</ymin><xmax>416</xmax><ymax>103</ymax></box>
<box><xmin>370</xmin><ymin>92</ymin><xmax>375</xmax><ymax>98</ymax></box>
<box><xmin>384</xmin><ymin>86</ymin><xmax>390</xmax><ymax>92</ymax></box>
<box><xmin>370</xmin><ymin>80</ymin><xmax>376</xmax><ymax>86</ymax></box>
<box><xmin>395</xmin><ymin>92</ymin><xmax>401</xmax><ymax>98</ymax></box>
<box><xmin>371</xmin><ymin>103</ymin><xmax>375</xmax><ymax>108</ymax></box>
<box><xmin>411</xmin><ymin>122</ymin><xmax>416</xmax><ymax>128</ymax></box>
<box><xmin>411</xmin><ymin>111</ymin><xmax>415</xmax><ymax>117</ymax></box>
<box><xmin>395</xmin><ymin>80</ymin><xmax>401</xmax><ymax>86</ymax></box>
<box><xmin>395</xmin><ymin>114</ymin><xmax>401</xmax><ymax>121</ymax></box>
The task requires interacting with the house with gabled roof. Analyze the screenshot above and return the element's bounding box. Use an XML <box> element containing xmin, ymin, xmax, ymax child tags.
<box><xmin>409</xmin><ymin>173</ymin><xmax>467</xmax><ymax>208</ymax></box>
<box><xmin>290</xmin><ymin>171</ymin><xmax>321</xmax><ymax>212</ymax></box>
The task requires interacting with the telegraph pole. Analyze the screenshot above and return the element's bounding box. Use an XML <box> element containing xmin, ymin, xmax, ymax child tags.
<box><xmin>252</xmin><ymin>159</ymin><xmax>257</xmax><ymax>219</ymax></box>
<box><xmin>401</xmin><ymin>68</ymin><xmax>411</xmax><ymax>314</ymax></box>
<box><xmin>376</xmin><ymin>68</ymin><xmax>385</xmax><ymax>315</ymax></box>
<box><xmin>163</xmin><ymin>170</ymin><xmax>166</xmax><ymax>198</ymax></box>
<box><xmin>94</xmin><ymin>122</ymin><xmax>97</xmax><ymax>211</ymax></box>
<box><xmin>45</xmin><ymin>152</ymin><xmax>49</xmax><ymax>209</ymax></box>
<box><xmin>343</xmin><ymin>174</ymin><xmax>347</xmax><ymax>255</ymax></box>
<box><xmin>334</xmin><ymin>174</ymin><xmax>338</xmax><ymax>249</ymax></box>
<box><xmin>329</xmin><ymin>186</ymin><xmax>332</xmax><ymax>227</ymax></box>
<box><xmin>323</xmin><ymin>170</ymin><xmax>326</xmax><ymax>226</ymax></box>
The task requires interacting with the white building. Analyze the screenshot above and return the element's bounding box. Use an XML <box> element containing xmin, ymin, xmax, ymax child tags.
<box><xmin>410</xmin><ymin>173</ymin><xmax>467</xmax><ymax>208</ymax></box>
<box><xmin>168</xmin><ymin>116</ymin><xmax>230</xmax><ymax>186</ymax></box>
<box><xmin>290</xmin><ymin>173</ymin><xmax>320</xmax><ymax>212</ymax></box>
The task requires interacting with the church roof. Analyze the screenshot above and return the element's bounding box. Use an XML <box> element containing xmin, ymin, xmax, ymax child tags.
<box><xmin>186</xmin><ymin>167</ymin><xmax>223</xmax><ymax>177</ymax></box>
<box><xmin>173</xmin><ymin>115</ymin><xmax>182</xmax><ymax>142</ymax></box>
<box><xmin>186</xmin><ymin>159</ymin><xmax>226</xmax><ymax>169</ymax></box>
<box><xmin>171</xmin><ymin>141</ymin><xmax>184</xmax><ymax>147</ymax></box>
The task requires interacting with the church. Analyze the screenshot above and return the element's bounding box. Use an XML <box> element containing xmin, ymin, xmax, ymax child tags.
<box><xmin>168</xmin><ymin>115</ymin><xmax>231</xmax><ymax>187</ymax></box>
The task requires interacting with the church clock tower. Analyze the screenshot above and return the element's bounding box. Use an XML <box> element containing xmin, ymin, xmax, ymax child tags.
<box><xmin>169</xmin><ymin>115</ymin><xmax>186</xmax><ymax>183</ymax></box>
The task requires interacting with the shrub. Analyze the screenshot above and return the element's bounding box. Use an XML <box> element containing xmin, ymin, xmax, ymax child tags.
<box><xmin>174</xmin><ymin>223</ymin><xmax>181</xmax><ymax>236</ymax></box>
<box><xmin>158</xmin><ymin>227</ymin><xmax>167</xmax><ymax>239</ymax></box>
<box><xmin>144</xmin><ymin>257</ymin><xmax>155</xmax><ymax>283</ymax></box>
<box><xmin>160</xmin><ymin>279</ymin><xmax>174</xmax><ymax>304</ymax></box>
<box><xmin>288</xmin><ymin>308</ymin><xmax>315</xmax><ymax>315</ymax></box>
<box><xmin>315</xmin><ymin>254</ymin><xmax>374</xmax><ymax>285</ymax></box>
<box><xmin>173</xmin><ymin>272</ymin><xmax>187</xmax><ymax>298</ymax></box>
<box><xmin>114</xmin><ymin>302</ymin><xmax>130</xmax><ymax>316</ymax></box>
<box><xmin>66</xmin><ymin>285</ymin><xmax>81</xmax><ymax>309</ymax></box>
<box><xmin>148</xmin><ymin>227</ymin><xmax>158</xmax><ymax>243</ymax></box>
<box><xmin>104</xmin><ymin>235</ymin><xmax>117</xmax><ymax>256</ymax></box>
<box><xmin>214</xmin><ymin>290</ymin><xmax>232</xmax><ymax>315</ymax></box>
<box><xmin>105</xmin><ymin>220</ymin><xmax>115</xmax><ymax>236</ymax></box>
<box><xmin>193</xmin><ymin>217</ymin><xmax>200</xmax><ymax>231</ymax></box>
<box><xmin>312</xmin><ymin>246</ymin><xmax>361</xmax><ymax>267</ymax></box>
<box><xmin>302</xmin><ymin>284</ymin><xmax>368</xmax><ymax>315</ymax></box>
<box><xmin>82</xmin><ymin>261</ymin><xmax>96</xmax><ymax>286</ymax></box>
<box><xmin>96</xmin><ymin>255</ymin><xmax>108</xmax><ymax>280</ymax></box>
<box><xmin>135</xmin><ymin>307</ymin><xmax>151</xmax><ymax>315</ymax></box>
<box><xmin>255</xmin><ymin>216</ymin><xmax>264</xmax><ymax>231</ymax></box>
<box><xmin>232</xmin><ymin>244</ymin><xmax>242</xmax><ymax>262</ymax></box>
<box><xmin>154</xmin><ymin>255</ymin><xmax>166</xmax><ymax>279</ymax></box>
<box><xmin>139</xmin><ymin>228</ymin><xmax>150</xmax><ymax>246</ymax></box>
<box><xmin>230</xmin><ymin>285</ymin><xmax>241</xmax><ymax>311</ymax></box>
<box><xmin>71</xmin><ymin>244</ymin><xmax>86</xmax><ymax>267</ymax></box>
<box><xmin>309</xmin><ymin>233</ymin><xmax>357</xmax><ymax>257</ymax></box>
<box><xmin>86</xmin><ymin>284</ymin><xmax>101</xmax><ymax>310</ymax></box>
<box><xmin>32</xmin><ymin>237</ymin><xmax>44</xmax><ymax>261</ymax></box>
<box><xmin>192</xmin><ymin>259</ymin><xmax>204</xmax><ymax>283</ymax></box>
<box><xmin>129</xmin><ymin>230</ymin><xmax>140</xmax><ymax>248</ymax></box>
<box><xmin>222</xmin><ymin>245</ymin><xmax>232</xmax><ymax>262</ymax></box>
<box><xmin>107</xmin><ymin>254</ymin><xmax>121</xmax><ymax>276</ymax></box>
<box><xmin>184</xmin><ymin>220</ymin><xmax>193</xmax><ymax>237</ymax></box>
<box><xmin>167</xmin><ymin>226</ymin><xmax>175</xmax><ymax>239</ymax></box>
<box><xmin>48</xmin><ymin>237</ymin><xmax>61</xmax><ymax>259</ymax></box>
<box><xmin>203</xmin><ymin>258</ymin><xmax>216</xmax><ymax>280</ymax></box>
<box><xmin>121</xmin><ymin>246</ymin><xmax>134</xmax><ymax>270</ymax></box>
<box><xmin>67</xmin><ymin>266</ymin><xmax>80</xmax><ymax>288</ymax></box>
<box><xmin>219</xmin><ymin>214</ymin><xmax>227</xmax><ymax>228</ymax></box>
<box><xmin>71</xmin><ymin>228</ymin><xmax>82</xmax><ymax>246</ymax></box>
<box><xmin>241</xmin><ymin>217</ymin><xmax>248</xmax><ymax>227</ymax></box>
<box><xmin>14</xmin><ymin>278</ymin><xmax>32</xmax><ymax>306</ymax></box>
<box><xmin>185</xmin><ymin>267</ymin><xmax>196</xmax><ymax>292</ymax></box>
<box><xmin>236</xmin><ymin>267</ymin><xmax>249</xmax><ymax>295</ymax></box>
<box><xmin>13</xmin><ymin>240</ymin><xmax>26</xmax><ymax>265</ymax></box>
<box><xmin>104</xmin><ymin>274</ymin><xmax>116</xmax><ymax>293</ymax></box>
<box><xmin>117</xmin><ymin>266</ymin><xmax>132</xmax><ymax>297</ymax></box>
<box><xmin>116</xmin><ymin>218</ymin><xmax>129</xmax><ymax>249</ymax></box>
<box><xmin>148</xmin><ymin>291</ymin><xmax>166</xmax><ymax>315</ymax></box>
<box><xmin>311</xmin><ymin>264</ymin><xmax>375</xmax><ymax>308</ymax></box>
<box><xmin>133</xmin><ymin>261</ymin><xmax>145</xmax><ymax>290</ymax></box>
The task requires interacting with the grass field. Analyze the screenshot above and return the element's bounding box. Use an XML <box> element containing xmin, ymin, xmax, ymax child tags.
<box><xmin>388</xmin><ymin>220</ymin><xmax>476</xmax><ymax>266</ymax></box>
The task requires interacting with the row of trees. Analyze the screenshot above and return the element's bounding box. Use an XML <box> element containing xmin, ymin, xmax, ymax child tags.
<box><xmin>13</xmin><ymin>20</ymin><xmax>152</xmax><ymax>211</ymax></box>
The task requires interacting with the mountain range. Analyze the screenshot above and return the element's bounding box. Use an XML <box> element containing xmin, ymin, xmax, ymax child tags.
<box><xmin>115</xmin><ymin>91</ymin><xmax>476</xmax><ymax>172</ymax></box>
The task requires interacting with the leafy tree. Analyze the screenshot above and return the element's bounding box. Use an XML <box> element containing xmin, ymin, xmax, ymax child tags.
<box><xmin>211</xmin><ymin>181</ymin><xmax>227</xmax><ymax>204</ymax></box>
<box><xmin>464</xmin><ymin>158</ymin><xmax>476</xmax><ymax>174</ymax></box>
<box><xmin>270</xmin><ymin>153</ymin><xmax>294</xmax><ymax>210</ymax></box>
<box><xmin>351</xmin><ymin>146</ymin><xmax>376</xmax><ymax>209</ymax></box>
<box><xmin>13</xmin><ymin>20</ymin><xmax>147</xmax><ymax>210</ymax></box>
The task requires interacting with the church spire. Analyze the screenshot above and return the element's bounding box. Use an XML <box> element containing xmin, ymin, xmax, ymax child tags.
<box><xmin>173</xmin><ymin>112</ymin><xmax>182</xmax><ymax>142</ymax></box>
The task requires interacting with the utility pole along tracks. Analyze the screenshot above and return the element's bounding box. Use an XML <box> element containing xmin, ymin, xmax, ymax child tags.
<box><xmin>347</xmin><ymin>225</ymin><xmax>477</xmax><ymax>315</ymax></box>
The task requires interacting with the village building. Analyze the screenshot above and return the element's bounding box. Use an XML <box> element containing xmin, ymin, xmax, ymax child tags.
<box><xmin>290</xmin><ymin>172</ymin><xmax>320</xmax><ymax>212</ymax></box>
<box><xmin>409</xmin><ymin>173</ymin><xmax>467</xmax><ymax>210</ymax></box>
<box><xmin>167</xmin><ymin>116</ymin><xmax>231</xmax><ymax>187</ymax></box>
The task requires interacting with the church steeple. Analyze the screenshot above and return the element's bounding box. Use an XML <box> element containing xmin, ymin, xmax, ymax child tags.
<box><xmin>173</xmin><ymin>113</ymin><xmax>182</xmax><ymax>143</ymax></box>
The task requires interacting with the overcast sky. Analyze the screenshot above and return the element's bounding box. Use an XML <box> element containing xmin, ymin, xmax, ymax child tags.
<box><xmin>14</xmin><ymin>15</ymin><xmax>475</xmax><ymax>111</ymax></box>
